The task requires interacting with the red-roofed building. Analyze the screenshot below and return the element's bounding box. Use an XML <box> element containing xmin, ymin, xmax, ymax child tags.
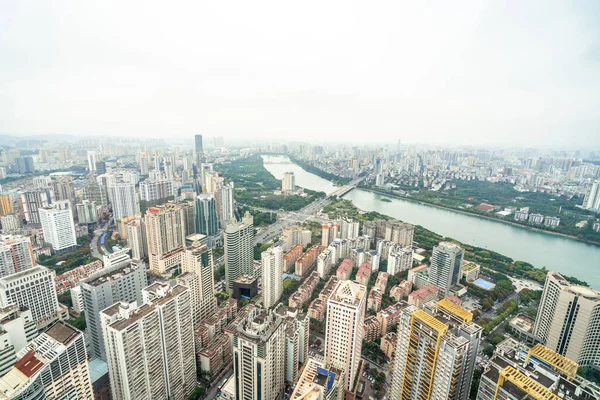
<box><xmin>407</xmin><ymin>285</ymin><xmax>439</xmax><ymax>308</ymax></box>
<box><xmin>355</xmin><ymin>263</ymin><xmax>372</xmax><ymax>286</ymax></box>
<box><xmin>336</xmin><ymin>259</ymin><xmax>354</xmax><ymax>281</ymax></box>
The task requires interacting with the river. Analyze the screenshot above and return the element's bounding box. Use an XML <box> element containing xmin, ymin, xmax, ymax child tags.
<box><xmin>262</xmin><ymin>155</ymin><xmax>600</xmax><ymax>289</ymax></box>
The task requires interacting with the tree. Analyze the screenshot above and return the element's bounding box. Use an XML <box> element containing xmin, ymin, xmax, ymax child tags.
<box><xmin>188</xmin><ymin>385</ymin><xmax>206</xmax><ymax>400</ymax></box>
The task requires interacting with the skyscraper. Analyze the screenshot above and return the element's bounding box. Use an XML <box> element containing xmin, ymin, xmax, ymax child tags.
<box><xmin>125</xmin><ymin>217</ymin><xmax>147</xmax><ymax>260</ymax></box>
<box><xmin>232</xmin><ymin>307</ymin><xmax>285</xmax><ymax>400</ymax></box>
<box><xmin>429</xmin><ymin>242</ymin><xmax>464</xmax><ymax>297</ymax></box>
<box><xmin>0</xmin><ymin>196</ymin><xmax>13</xmax><ymax>216</ymax></box>
<box><xmin>324</xmin><ymin>280</ymin><xmax>366</xmax><ymax>392</ymax></box>
<box><xmin>215</xmin><ymin>181</ymin><xmax>235</xmax><ymax>227</ymax></box>
<box><xmin>0</xmin><ymin>322</ymin><xmax>93</xmax><ymax>399</ymax></box>
<box><xmin>582</xmin><ymin>181</ymin><xmax>600</xmax><ymax>211</ymax></box>
<box><xmin>81</xmin><ymin>261</ymin><xmax>147</xmax><ymax>360</ymax></box>
<box><xmin>282</xmin><ymin>172</ymin><xmax>295</xmax><ymax>194</ymax></box>
<box><xmin>110</xmin><ymin>183</ymin><xmax>140</xmax><ymax>222</ymax></box>
<box><xmin>224</xmin><ymin>212</ymin><xmax>254</xmax><ymax>293</ymax></box>
<box><xmin>87</xmin><ymin>150</ymin><xmax>98</xmax><ymax>172</ymax></box>
<box><xmin>384</xmin><ymin>220</ymin><xmax>414</xmax><ymax>247</ymax></box>
<box><xmin>261</xmin><ymin>246</ymin><xmax>283</xmax><ymax>309</ymax></box>
<box><xmin>145</xmin><ymin>203</ymin><xmax>186</xmax><ymax>274</ymax></box>
<box><xmin>0</xmin><ymin>305</ymin><xmax>37</xmax><ymax>376</ymax></box>
<box><xmin>39</xmin><ymin>201</ymin><xmax>77</xmax><ymax>254</ymax></box>
<box><xmin>102</xmin><ymin>283</ymin><xmax>196</xmax><ymax>400</ymax></box>
<box><xmin>533</xmin><ymin>271</ymin><xmax>600</xmax><ymax>366</ymax></box>
<box><xmin>0</xmin><ymin>266</ymin><xmax>60</xmax><ymax>327</ymax></box>
<box><xmin>181</xmin><ymin>242</ymin><xmax>217</xmax><ymax>323</ymax></box>
<box><xmin>0</xmin><ymin>235</ymin><xmax>35</xmax><ymax>278</ymax></box>
<box><xmin>322</xmin><ymin>222</ymin><xmax>338</xmax><ymax>247</ymax></box>
<box><xmin>389</xmin><ymin>299</ymin><xmax>482</xmax><ymax>400</ymax></box>
<box><xmin>20</xmin><ymin>188</ymin><xmax>53</xmax><ymax>224</ymax></box>
<box><xmin>337</xmin><ymin>217</ymin><xmax>359</xmax><ymax>240</ymax></box>
<box><xmin>195</xmin><ymin>193</ymin><xmax>219</xmax><ymax>236</ymax></box>
<box><xmin>195</xmin><ymin>134</ymin><xmax>204</xmax><ymax>168</ymax></box>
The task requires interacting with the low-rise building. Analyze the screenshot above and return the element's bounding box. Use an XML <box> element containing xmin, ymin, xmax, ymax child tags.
<box><xmin>355</xmin><ymin>262</ymin><xmax>372</xmax><ymax>286</ymax></box>
<box><xmin>283</xmin><ymin>244</ymin><xmax>303</xmax><ymax>273</ymax></box>
<box><xmin>364</xmin><ymin>316</ymin><xmax>382</xmax><ymax>342</ymax></box>
<box><xmin>544</xmin><ymin>216</ymin><xmax>560</xmax><ymax>227</ymax></box>
<box><xmin>295</xmin><ymin>245</ymin><xmax>323</xmax><ymax>276</ymax></box>
<box><xmin>390</xmin><ymin>280</ymin><xmax>412</xmax><ymax>301</ymax></box>
<box><xmin>290</xmin><ymin>357</ymin><xmax>344</xmax><ymax>400</ymax></box>
<box><xmin>335</xmin><ymin>258</ymin><xmax>353</xmax><ymax>280</ymax></box>
<box><xmin>308</xmin><ymin>276</ymin><xmax>338</xmax><ymax>320</ymax></box>
<box><xmin>461</xmin><ymin>261</ymin><xmax>480</xmax><ymax>282</ymax></box>
<box><xmin>407</xmin><ymin>285</ymin><xmax>439</xmax><ymax>308</ymax></box>
<box><xmin>408</xmin><ymin>264</ymin><xmax>430</xmax><ymax>288</ymax></box>
<box><xmin>508</xmin><ymin>313</ymin><xmax>538</xmax><ymax>345</ymax></box>
<box><xmin>380</xmin><ymin>332</ymin><xmax>397</xmax><ymax>360</ymax></box>
<box><xmin>289</xmin><ymin>271</ymin><xmax>320</xmax><ymax>309</ymax></box>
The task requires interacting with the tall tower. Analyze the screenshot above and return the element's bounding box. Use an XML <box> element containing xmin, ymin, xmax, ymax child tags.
<box><xmin>533</xmin><ymin>271</ymin><xmax>600</xmax><ymax>366</ymax></box>
<box><xmin>429</xmin><ymin>242</ymin><xmax>464</xmax><ymax>297</ymax></box>
<box><xmin>282</xmin><ymin>172</ymin><xmax>295</xmax><ymax>194</ymax></box>
<box><xmin>195</xmin><ymin>193</ymin><xmax>219</xmax><ymax>236</ymax></box>
<box><xmin>102</xmin><ymin>283</ymin><xmax>196</xmax><ymax>400</ymax></box>
<box><xmin>389</xmin><ymin>300</ymin><xmax>482</xmax><ymax>400</ymax></box>
<box><xmin>224</xmin><ymin>212</ymin><xmax>254</xmax><ymax>293</ymax></box>
<box><xmin>195</xmin><ymin>134</ymin><xmax>204</xmax><ymax>168</ymax></box>
<box><xmin>261</xmin><ymin>246</ymin><xmax>283</xmax><ymax>309</ymax></box>
<box><xmin>110</xmin><ymin>183</ymin><xmax>140</xmax><ymax>222</ymax></box>
<box><xmin>181</xmin><ymin>242</ymin><xmax>217</xmax><ymax>323</ymax></box>
<box><xmin>145</xmin><ymin>203</ymin><xmax>186</xmax><ymax>274</ymax></box>
<box><xmin>232</xmin><ymin>308</ymin><xmax>285</xmax><ymax>400</ymax></box>
<box><xmin>324</xmin><ymin>280</ymin><xmax>367</xmax><ymax>391</ymax></box>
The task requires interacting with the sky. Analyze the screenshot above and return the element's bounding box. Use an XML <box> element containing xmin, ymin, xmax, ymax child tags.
<box><xmin>1</xmin><ymin>1</ymin><xmax>599</xmax><ymax>147</ymax></box>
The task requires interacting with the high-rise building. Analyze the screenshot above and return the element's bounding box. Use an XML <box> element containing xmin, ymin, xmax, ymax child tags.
<box><xmin>83</xmin><ymin>181</ymin><xmax>108</xmax><ymax>206</ymax></box>
<box><xmin>429</xmin><ymin>242</ymin><xmax>464</xmax><ymax>297</ymax></box>
<box><xmin>274</xmin><ymin>304</ymin><xmax>310</xmax><ymax>384</ymax></box>
<box><xmin>81</xmin><ymin>261</ymin><xmax>147</xmax><ymax>360</ymax></box>
<box><xmin>139</xmin><ymin>155</ymin><xmax>149</xmax><ymax>176</ymax></box>
<box><xmin>145</xmin><ymin>203</ymin><xmax>186</xmax><ymax>274</ymax></box>
<box><xmin>476</xmin><ymin>338</ymin><xmax>599</xmax><ymax>400</ymax></box>
<box><xmin>224</xmin><ymin>212</ymin><xmax>254</xmax><ymax>293</ymax></box>
<box><xmin>215</xmin><ymin>182</ymin><xmax>235</xmax><ymax>227</ymax></box>
<box><xmin>232</xmin><ymin>307</ymin><xmax>285</xmax><ymax>400</ymax></box>
<box><xmin>195</xmin><ymin>193</ymin><xmax>219</xmax><ymax>236</ymax></box>
<box><xmin>0</xmin><ymin>322</ymin><xmax>93</xmax><ymax>399</ymax></box>
<box><xmin>101</xmin><ymin>283</ymin><xmax>196</xmax><ymax>400</ymax></box>
<box><xmin>195</xmin><ymin>134</ymin><xmax>204</xmax><ymax>167</ymax></box>
<box><xmin>139</xmin><ymin>179</ymin><xmax>176</xmax><ymax>202</ymax></box>
<box><xmin>0</xmin><ymin>235</ymin><xmax>35</xmax><ymax>278</ymax></box>
<box><xmin>0</xmin><ymin>213</ymin><xmax>21</xmax><ymax>233</ymax></box>
<box><xmin>322</xmin><ymin>222</ymin><xmax>338</xmax><ymax>247</ymax></box>
<box><xmin>76</xmin><ymin>199</ymin><xmax>99</xmax><ymax>224</ymax></box>
<box><xmin>20</xmin><ymin>188</ymin><xmax>53</xmax><ymax>224</ymax></box>
<box><xmin>582</xmin><ymin>181</ymin><xmax>600</xmax><ymax>211</ymax></box>
<box><xmin>282</xmin><ymin>172</ymin><xmax>295</xmax><ymax>194</ymax></box>
<box><xmin>51</xmin><ymin>176</ymin><xmax>76</xmax><ymax>205</ymax></box>
<box><xmin>181</xmin><ymin>242</ymin><xmax>217</xmax><ymax>323</ymax></box>
<box><xmin>0</xmin><ymin>305</ymin><xmax>37</xmax><ymax>376</ymax></box>
<box><xmin>0</xmin><ymin>196</ymin><xmax>13</xmax><ymax>216</ymax></box>
<box><xmin>384</xmin><ymin>220</ymin><xmax>414</xmax><ymax>247</ymax></box>
<box><xmin>262</xmin><ymin>246</ymin><xmax>283</xmax><ymax>309</ymax></box>
<box><xmin>337</xmin><ymin>218</ymin><xmax>359</xmax><ymax>240</ymax></box>
<box><xmin>389</xmin><ymin>299</ymin><xmax>482</xmax><ymax>400</ymax></box>
<box><xmin>110</xmin><ymin>183</ymin><xmax>140</xmax><ymax>222</ymax></box>
<box><xmin>289</xmin><ymin>357</ymin><xmax>344</xmax><ymax>400</ymax></box>
<box><xmin>125</xmin><ymin>217</ymin><xmax>147</xmax><ymax>260</ymax></box>
<box><xmin>87</xmin><ymin>150</ymin><xmax>98</xmax><ymax>172</ymax></box>
<box><xmin>324</xmin><ymin>280</ymin><xmax>366</xmax><ymax>392</ymax></box>
<box><xmin>533</xmin><ymin>271</ymin><xmax>600</xmax><ymax>366</ymax></box>
<box><xmin>0</xmin><ymin>266</ymin><xmax>60</xmax><ymax>327</ymax></box>
<box><xmin>39</xmin><ymin>201</ymin><xmax>77</xmax><ymax>254</ymax></box>
<box><xmin>387</xmin><ymin>246</ymin><xmax>413</xmax><ymax>275</ymax></box>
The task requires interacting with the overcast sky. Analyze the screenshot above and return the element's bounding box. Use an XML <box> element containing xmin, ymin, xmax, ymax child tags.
<box><xmin>1</xmin><ymin>1</ymin><xmax>599</xmax><ymax>147</ymax></box>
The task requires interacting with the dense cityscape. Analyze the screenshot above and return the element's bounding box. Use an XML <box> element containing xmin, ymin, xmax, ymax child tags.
<box><xmin>0</xmin><ymin>134</ymin><xmax>599</xmax><ymax>399</ymax></box>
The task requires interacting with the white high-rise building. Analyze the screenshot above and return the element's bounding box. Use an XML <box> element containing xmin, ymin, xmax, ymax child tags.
<box><xmin>0</xmin><ymin>235</ymin><xmax>35</xmax><ymax>278</ymax></box>
<box><xmin>76</xmin><ymin>199</ymin><xmax>99</xmax><ymax>224</ymax></box>
<box><xmin>181</xmin><ymin>242</ymin><xmax>217</xmax><ymax>323</ymax></box>
<box><xmin>122</xmin><ymin>170</ymin><xmax>140</xmax><ymax>186</ymax></box>
<box><xmin>102</xmin><ymin>247</ymin><xmax>131</xmax><ymax>269</ymax></box>
<box><xmin>0</xmin><ymin>322</ymin><xmax>93</xmax><ymax>399</ymax></box>
<box><xmin>110</xmin><ymin>183</ymin><xmax>140</xmax><ymax>222</ymax></box>
<box><xmin>87</xmin><ymin>150</ymin><xmax>98</xmax><ymax>172</ymax></box>
<box><xmin>0</xmin><ymin>266</ymin><xmax>60</xmax><ymax>328</ymax></box>
<box><xmin>81</xmin><ymin>261</ymin><xmax>147</xmax><ymax>360</ymax></box>
<box><xmin>533</xmin><ymin>271</ymin><xmax>600</xmax><ymax>366</ymax></box>
<box><xmin>388</xmin><ymin>246</ymin><xmax>413</xmax><ymax>275</ymax></box>
<box><xmin>224</xmin><ymin>212</ymin><xmax>254</xmax><ymax>293</ymax></box>
<box><xmin>582</xmin><ymin>181</ymin><xmax>600</xmax><ymax>211</ymax></box>
<box><xmin>261</xmin><ymin>246</ymin><xmax>283</xmax><ymax>309</ymax></box>
<box><xmin>321</xmin><ymin>222</ymin><xmax>338</xmax><ymax>247</ymax></box>
<box><xmin>0</xmin><ymin>305</ymin><xmax>37</xmax><ymax>376</ymax></box>
<box><xmin>39</xmin><ymin>201</ymin><xmax>77</xmax><ymax>254</ymax></box>
<box><xmin>337</xmin><ymin>217</ymin><xmax>359</xmax><ymax>240</ymax></box>
<box><xmin>139</xmin><ymin>179</ymin><xmax>176</xmax><ymax>202</ymax></box>
<box><xmin>215</xmin><ymin>182</ymin><xmax>235</xmax><ymax>227</ymax></box>
<box><xmin>232</xmin><ymin>307</ymin><xmax>285</xmax><ymax>400</ymax></box>
<box><xmin>429</xmin><ymin>242</ymin><xmax>464</xmax><ymax>297</ymax></box>
<box><xmin>324</xmin><ymin>280</ymin><xmax>366</xmax><ymax>391</ymax></box>
<box><xmin>125</xmin><ymin>218</ymin><xmax>147</xmax><ymax>260</ymax></box>
<box><xmin>101</xmin><ymin>283</ymin><xmax>196</xmax><ymax>400</ymax></box>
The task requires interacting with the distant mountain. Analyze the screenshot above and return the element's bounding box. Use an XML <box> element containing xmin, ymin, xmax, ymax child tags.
<box><xmin>0</xmin><ymin>134</ymin><xmax>80</xmax><ymax>147</ymax></box>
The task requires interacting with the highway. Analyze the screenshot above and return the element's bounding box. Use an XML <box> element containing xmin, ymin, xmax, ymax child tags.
<box><xmin>253</xmin><ymin>198</ymin><xmax>331</xmax><ymax>244</ymax></box>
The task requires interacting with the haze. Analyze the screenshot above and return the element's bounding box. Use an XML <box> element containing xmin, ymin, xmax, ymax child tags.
<box><xmin>1</xmin><ymin>1</ymin><xmax>599</xmax><ymax>147</ymax></box>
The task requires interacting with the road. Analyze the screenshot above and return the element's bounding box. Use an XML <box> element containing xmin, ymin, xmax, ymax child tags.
<box><xmin>253</xmin><ymin>198</ymin><xmax>332</xmax><ymax>244</ymax></box>
<box><xmin>204</xmin><ymin>367</ymin><xmax>233</xmax><ymax>399</ymax></box>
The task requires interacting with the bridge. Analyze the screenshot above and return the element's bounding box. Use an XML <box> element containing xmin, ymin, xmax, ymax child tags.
<box><xmin>327</xmin><ymin>185</ymin><xmax>355</xmax><ymax>198</ymax></box>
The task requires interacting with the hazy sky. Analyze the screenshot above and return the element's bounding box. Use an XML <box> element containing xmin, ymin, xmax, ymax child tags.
<box><xmin>1</xmin><ymin>1</ymin><xmax>599</xmax><ymax>146</ymax></box>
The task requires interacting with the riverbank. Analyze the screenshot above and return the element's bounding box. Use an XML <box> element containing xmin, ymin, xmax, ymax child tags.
<box><xmin>358</xmin><ymin>186</ymin><xmax>600</xmax><ymax>248</ymax></box>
